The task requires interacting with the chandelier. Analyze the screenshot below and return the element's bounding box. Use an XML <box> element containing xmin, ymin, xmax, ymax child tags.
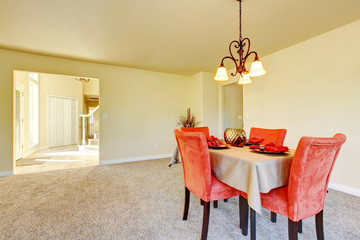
<box><xmin>214</xmin><ymin>0</ymin><xmax>266</xmax><ymax>84</ymax></box>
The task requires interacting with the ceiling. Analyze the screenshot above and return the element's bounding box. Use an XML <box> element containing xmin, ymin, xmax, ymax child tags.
<box><xmin>0</xmin><ymin>0</ymin><xmax>359</xmax><ymax>76</ymax></box>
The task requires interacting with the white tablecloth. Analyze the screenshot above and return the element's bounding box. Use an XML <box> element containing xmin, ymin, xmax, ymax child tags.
<box><xmin>209</xmin><ymin>146</ymin><xmax>294</xmax><ymax>213</ymax></box>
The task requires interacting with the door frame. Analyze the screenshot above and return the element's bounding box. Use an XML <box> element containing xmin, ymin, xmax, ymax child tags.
<box><xmin>15</xmin><ymin>82</ymin><xmax>25</xmax><ymax>160</ymax></box>
<box><xmin>221</xmin><ymin>82</ymin><xmax>244</xmax><ymax>130</ymax></box>
<box><xmin>218</xmin><ymin>79</ymin><xmax>244</xmax><ymax>137</ymax></box>
<box><xmin>47</xmin><ymin>95</ymin><xmax>79</xmax><ymax>148</ymax></box>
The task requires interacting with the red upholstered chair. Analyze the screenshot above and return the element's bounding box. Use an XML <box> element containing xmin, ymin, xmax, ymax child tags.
<box><xmin>181</xmin><ymin>127</ymin><xmax>210</xmax><ymax>138</ymax></box>
<box><xmin>249</xmin><ymin>127</ymin><xmax>287</xmax><ymax>146</ymax></box>
<box><xmin>242</xmin><ymin>133</ymin><xmax>346</xmax><ymax>240</ymax></box>
<box><xmin>181</xmin><ymin>126</ymin><xmax>220</xmax><ymax>206</ymax></box>
<box><xmin>174</xmin><ymin>129</ymin><xmax>242</xmax><ymax>240</ymax></box>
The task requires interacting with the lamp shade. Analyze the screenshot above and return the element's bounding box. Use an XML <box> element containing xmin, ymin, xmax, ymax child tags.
<box><xmin>238</xmin><ymin>72</ymin><xmax>252</xmax><ymax>84</ymax></box>
<box><xmin>214</xmin><ymin>66</ymin><xmax>229</xmax><ymax>81</ymax></box>
<box><xmin>249</xmin><ymin>59</ymin><xmax>266</xmax><ymax>77</ymax></box>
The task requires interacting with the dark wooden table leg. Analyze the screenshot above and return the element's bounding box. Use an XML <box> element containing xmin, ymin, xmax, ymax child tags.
<box><xmin>239</xmin><ymin>195</ymin><xmax>249</xmax><ymax>236</ymax></box>
<box><xmin>271</xmin><ymin>211</ymin><xmax>277</xmax><ymax>223</ymax></box>
<box><xmin>213</xmin><ymin>200</ymin><xmax>218</xmax><ymax>208</ymax></box>
<box><xmin>250</xmin><ymin>208</ymin><xmax>256</xmax><ymax>240</ymax></box>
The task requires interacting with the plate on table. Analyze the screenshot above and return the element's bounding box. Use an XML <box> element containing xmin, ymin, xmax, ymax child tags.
<box><xmin>208</xmin><ymin>144</ymin><xmax>230</xmax><ymax>149</ymax></box>
<box><xmin>251</xmin><ymin>149</ymin><xmax>289</xmax><ymax>154</ymax></box>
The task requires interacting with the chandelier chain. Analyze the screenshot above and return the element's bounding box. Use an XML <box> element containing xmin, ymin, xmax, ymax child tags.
<box><xmin>239</xmin><ymin>0</ymin><xmax>242</xmax><ymax>42</ymax></box>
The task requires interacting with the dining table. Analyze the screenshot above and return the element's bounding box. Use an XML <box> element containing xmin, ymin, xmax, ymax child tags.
<box><xmin>209</xmin><ymin>146</ymin><xmax>294</xmax><ymax>214</ymax></box>
<box><xmin>209</xmin><ymin>145</ymin><xmax>294</xmax><ymax>239</ymax></box>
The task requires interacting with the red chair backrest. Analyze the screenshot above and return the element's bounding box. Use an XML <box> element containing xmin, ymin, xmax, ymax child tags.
<box><xmin>174</xmin><ymin>129</ymin><xmax>212</xmax><ymax>201</ymax></box>
<box><xmin>181</xmin><ymin>127</ymin><xmax>210</xmax><ymax>139</ymax></box>
<box><xmin>249</xmin><ymin>127</ymin><xmax>287</xmax><ymax>146</ymax></box>
<box><xmin>287</xmin><ymin>133</ymin><xmax>346</xmax><ymax>221</ymax></box>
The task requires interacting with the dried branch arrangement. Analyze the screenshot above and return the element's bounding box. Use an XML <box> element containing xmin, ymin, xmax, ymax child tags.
<box><xmin>177</xmin><ymin>108</ymin><xmax>201</xmax><ymax>128</ymax></box>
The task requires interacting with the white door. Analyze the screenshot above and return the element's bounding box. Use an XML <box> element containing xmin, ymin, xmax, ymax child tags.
<box><xmin>15</xmin><ymin>82</ymin><xmax>25</xmax><ymax>160</ymax></box>
<box><xmin>49</xmin><ymin>96</ymin><xmax>77</xmax><ymax>147</ymax></box>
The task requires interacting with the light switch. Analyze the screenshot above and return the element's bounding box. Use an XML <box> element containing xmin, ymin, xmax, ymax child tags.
<box><xmin>238</xmin><ymin>116</ymin><xmax>243</xmax><ymax>120</ymax></box>
<box><xmin>103</xmin><ymin>114</ymin><xmax>109</xmax><ymax>119</ymax></box>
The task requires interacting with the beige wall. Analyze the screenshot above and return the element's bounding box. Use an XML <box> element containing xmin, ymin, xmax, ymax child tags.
<box><xmin>187</xmin><ymin>72</ymin><xmax>203</xmax><ymax>125</ymax></box>
<box><xmin>39</xmin><ymin>73</ymin><xmax>84</xmax><ymax>148</ymax></box>
<box><xmin>187</xmin><ymin>72</ymin><xmax>221</xmax><ymax>137</ymax></box>
<box><xmin>0</xmin><ymin>48</ymin><xmax>192</xmax><ymax>174</ymax></box>
<box><xmin>83</xmin><ymin>79</ymin><xmax>99</xmax><ymax>96</ymax></box>
<box><xmin>243</xmin><ymin>20</ymin><xmax>360</xmax><ymax>189</ymax></box>
<box><xmin>99</xmin><ymin>67</ymin><xmax>193</xmax><ymax>161</ymax></box>
<box><xmin>201</xmin><ymin>72</ymin><xmax>221</xmax><ymax>137</ymax></box>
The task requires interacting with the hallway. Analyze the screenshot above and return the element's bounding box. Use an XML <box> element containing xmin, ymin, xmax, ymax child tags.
<box><xmin>16</xmin><ymin>145</ymin><xmax>98</xmax><ymax>174</ymax></box>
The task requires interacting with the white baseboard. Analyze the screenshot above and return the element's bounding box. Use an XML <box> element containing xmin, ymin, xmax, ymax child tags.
<box><xmin>328</xmin><ymin>182</ymin><xmax>360</xmax><ymax>197</ymax></box>
<box><xmin>100</xmin><ymin>153</ymin><xmax>172</xmax><ymax>166</ymax></box>
<box><xmin>0</xmin><ymin>171</ymin><xmax>13</xmax><ymax>177</ymax></box>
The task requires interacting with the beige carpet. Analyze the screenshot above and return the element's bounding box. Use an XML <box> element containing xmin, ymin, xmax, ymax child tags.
<box><xmin>1</xmin><ymin>158</ymin><xmax>359</xmax><ymax>240</ymax></box>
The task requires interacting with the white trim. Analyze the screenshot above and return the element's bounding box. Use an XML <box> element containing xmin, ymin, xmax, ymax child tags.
<box><xmin>219</xmin><ymin>83</ymin><xmax>244</xmax><ymax>137</ymax></box>
<box><xmin>29</xmin><ymin>78</ymin><xmax>39</xmax><ymax>146</ymax></box>
<box><xmin>100</xmin><ymin>154</ymin><xmax>172</xmax><ymax>166</ymax></box>
<box><xmin>15</xmin><ymin>82</ymin><xmax>25</xmax><ymax>160</ymax></box>
<box><xmin>16</xmin><ymin>82</ymin><xmax>25</xmax><ymax>91</ymax></box>
<box><xmin>328</xmin><ymin>182</ymin><xmax>360</xmax><ymax>197</ymax></box>
<box><xmin>0</xmin><ymin>171</ymin><xmax>13</xmax><ymax>177</ymax></box>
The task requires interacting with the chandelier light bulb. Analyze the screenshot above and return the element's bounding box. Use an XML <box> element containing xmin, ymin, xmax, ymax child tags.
<box><xmin>249</xmin><ymin>59</ymin><xmax>266</xmax><ymax>77</ymax></box>
<box><xmin>238</xmin><ymin>72</ymin><xmax>252</xmax><ymax>84</ymax></box>
<box><xmin>214</xmin><ymin>65</ymin><xmax>229</xmax><ymax>81</ymax></box>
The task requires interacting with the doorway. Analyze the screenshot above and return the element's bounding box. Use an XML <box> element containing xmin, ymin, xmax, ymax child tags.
<box><xmin>223</xmin><ymin>83</ymin><xmax>243</xmax><ymax>130</ymax></box>
<box><xmin>13</xmin><ymin>71</ymin><xmax>100</xmax><ymax>174</ymax></box>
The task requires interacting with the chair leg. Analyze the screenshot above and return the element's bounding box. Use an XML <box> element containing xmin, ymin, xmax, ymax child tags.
<box><xmin>250</xmin><ymin>208</ymin><xmax>256</xmax><ymax>240</ymax></box>
<box><xmin>239</xmin><ymin>195</ymin><xmax>249</xmax><ymax>236</ymax></box>
<box><xmin>315</xmin><ymin>210</ymin><xmax>324</xmax><ymax>240</ymax></box>
<box><xmin>288</xmin><ymin>218</ymin><xmax>298</xmax><ymax>240</ymax></box>
<box><xmin>213</xmin><ymin>200</ymin><xmax>218</xmax><ymax>208</ymax></box>
<box><xmin>201</xmin><ymin>201</ymin><xmax>211</xmax><ymax>240</ymax></box>
<box><xmin>224</xmin><ymin>198</ymin><xmax>228</xmax><ymax>202</ymax></box>
<box><xmin>271</xmin><ymin>211</ymin><xmax>277</xmax><ymax>223</ymax></box>
<box><xmin>298</xmin><ymin>220</ymin><xmax>302</xmax><ymax>233</ymax></box>
<box><xmin>183</xmin><ymin>187</ymin><xmax>190</xmax><ymax>220</ymax></box>
<box><xmin>200</xmin><ymin>199</ymin><xmax>204</xmax><ymax>205</ymax></box>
